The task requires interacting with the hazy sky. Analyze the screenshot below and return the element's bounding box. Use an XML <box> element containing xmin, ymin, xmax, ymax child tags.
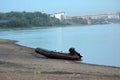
<box><xmin>0</xmin><ymin>0</ymin><xmax>120</xmax><ymax>16</ymax></box>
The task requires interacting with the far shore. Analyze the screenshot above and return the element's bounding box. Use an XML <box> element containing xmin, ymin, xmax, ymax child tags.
<box><xmin>0</xmin><ymin>38</ymin><xmax>120</xmax><ymax>80</ymax></box>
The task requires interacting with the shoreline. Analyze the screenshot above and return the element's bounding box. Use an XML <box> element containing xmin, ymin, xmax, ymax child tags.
<box><xmin>8</xmin><ymin>38</ymin><xmax>120</xmax><ymax>68</ymax></box>
<box><xmin>0</xmin><ymin>39</ymin><xmax>120</xmax><ymax>80</ymax></box>
<box><xmin>0</xmin><ymin>23</ymin><xmax>119</xmax><ymax>30</ymax></box>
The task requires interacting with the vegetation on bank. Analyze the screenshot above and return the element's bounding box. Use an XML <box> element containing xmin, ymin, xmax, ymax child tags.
<box><xmin>0</xmin><ymin>12</ymin><xmax>66</xmax><ymax>28</ymax></box>
<box><xmin>0</xmin><ymin>11</ymin><xmax>120</xmax><ymax>28</ymax></box>
<box><xmin>65</xmin><ymin>17</ymin><xmax>88</xmax><ymax>25</ymax></box>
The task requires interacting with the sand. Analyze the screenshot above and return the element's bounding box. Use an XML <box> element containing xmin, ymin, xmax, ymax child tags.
<box><xmin>0</xmin><ymin>39</ymin><xmax>120</xmax><ymax>80</ymax></box>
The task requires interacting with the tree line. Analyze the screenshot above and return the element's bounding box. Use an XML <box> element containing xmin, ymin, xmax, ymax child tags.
<box><xmin>0</xmin><ymin>11</ymin><xmax>64</xmax><ymax>28</ymax></box>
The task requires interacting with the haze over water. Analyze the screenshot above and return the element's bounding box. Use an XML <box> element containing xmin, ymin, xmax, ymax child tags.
<box><xmin>0</xmin><ymin>24</ymin><xmax>120</xmax><ymax>67</ymax></box>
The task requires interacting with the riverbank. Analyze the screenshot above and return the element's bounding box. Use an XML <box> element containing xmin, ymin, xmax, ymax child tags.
<box><xmin>0</xmin><ymin>39</ymin><xmax>120</xmax><ymax>80</ymax></box>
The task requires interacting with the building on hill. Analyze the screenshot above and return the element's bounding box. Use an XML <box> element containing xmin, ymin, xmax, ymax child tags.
<box><xmin>51</xmin><ymin>12</ymin><xmax>66</xmax><ymax>21</ymax></box>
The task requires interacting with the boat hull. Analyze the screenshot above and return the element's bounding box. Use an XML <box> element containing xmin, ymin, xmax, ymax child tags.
<box><xmin>35</xmin><ymin>48</ymin><xmax>81</xmax><ymax>60</ymax></box>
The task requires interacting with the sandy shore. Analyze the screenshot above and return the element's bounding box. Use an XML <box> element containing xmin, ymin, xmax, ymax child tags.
<box><xmin>0</xmin><ymin>39</ymin><xmax>120</xmax><ymax>80</ymax></box>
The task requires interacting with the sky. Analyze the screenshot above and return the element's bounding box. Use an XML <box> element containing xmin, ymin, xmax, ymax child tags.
<box><xmin>0</xmin><ymin>0</ymin><xmax>120</xmax><ymax>16</ymax></box>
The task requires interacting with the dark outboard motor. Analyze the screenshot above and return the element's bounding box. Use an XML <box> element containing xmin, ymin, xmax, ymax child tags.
<box><xmin>69</xmin><ymin>48</ymin><xmax>75</xmax><ymax>53</ymax></box>
<box><xmin>69</xmin><ymin>48</ymin><xmax>82</xmax><ymax>58</ymax></box>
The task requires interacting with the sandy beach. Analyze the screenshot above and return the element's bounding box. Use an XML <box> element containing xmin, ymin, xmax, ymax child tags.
<box><xmin>0</xmin><ymin>39</ymin><xmax>120</xmax><ymax>80</ymax></box>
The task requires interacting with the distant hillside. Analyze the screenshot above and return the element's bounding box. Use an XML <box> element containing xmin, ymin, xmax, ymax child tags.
<box><xmin>0</xmin><ymin>12</ymin><xmax>65</xmax><ymax>28</ymax></box>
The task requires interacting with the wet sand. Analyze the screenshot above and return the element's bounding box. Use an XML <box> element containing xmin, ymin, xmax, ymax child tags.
<box><xmin>0</xmin><ymin>39</ymin><xmax>120</xmax><ymax>80</ymax></box>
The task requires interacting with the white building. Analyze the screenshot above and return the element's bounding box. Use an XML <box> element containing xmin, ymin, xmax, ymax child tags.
<box><xmin>107</xmin><ymin>13</ymin><xmax>120</xmax><ymax>19</ymax></box>
<box><xmin>54</xmin><ymin>12</ymin><xmax>66</xmax><ymax>21</ymax></box>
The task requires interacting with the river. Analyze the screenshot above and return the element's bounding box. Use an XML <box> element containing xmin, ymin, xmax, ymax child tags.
<box><xmin>0</xmin><ymin>24</ymin><xmax>120</xmax><ymax>67</ymax></box>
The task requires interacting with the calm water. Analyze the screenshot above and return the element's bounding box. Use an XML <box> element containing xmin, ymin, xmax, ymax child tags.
<box><xmin>0</xmin><ymin>24</ymin><xmax>120</xmax><ymax>67</ymax></box>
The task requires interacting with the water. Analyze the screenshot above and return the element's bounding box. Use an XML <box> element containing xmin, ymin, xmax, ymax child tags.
<box><xmin>0</xmin><ymin>24</ymin><xmax>120</xmax><ymax>67</ymax></box>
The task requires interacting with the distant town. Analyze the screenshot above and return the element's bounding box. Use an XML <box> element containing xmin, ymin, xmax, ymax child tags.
<box><xmin>51</xmin><ymin>12</ymin><xmax>120</xmax><ymax>25</ymax></box>
<box><xmin>0</xmin><ymin>11</ymin><xmax>120</xmax><ymax>28</ymax></box>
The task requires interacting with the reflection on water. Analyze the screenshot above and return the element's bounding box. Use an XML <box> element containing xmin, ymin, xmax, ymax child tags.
<box><xmin>0</xmin><ymin>24</ymin><xmax>120</xmax><ymax>67</ymax></box>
